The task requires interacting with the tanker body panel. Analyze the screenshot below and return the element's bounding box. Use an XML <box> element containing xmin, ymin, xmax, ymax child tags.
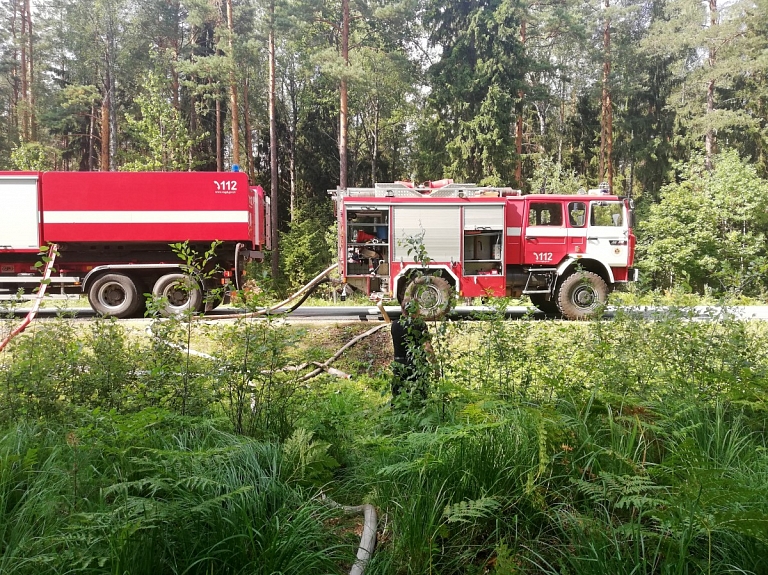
<box><xmin>0</xmin><ymin>171</ymin><xmax>267</xmax><ymax>318</ymax></box>
<box><xmin>39</xmin><ymin>171</ymin><xmax>257</xmax><ymax>244</ymax></box>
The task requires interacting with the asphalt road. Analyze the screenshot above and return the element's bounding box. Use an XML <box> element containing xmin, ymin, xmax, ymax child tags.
<box><xmin>6</xmin><ymin>304</ymin><xmax>768</xmax><ymax>322</ymax></box>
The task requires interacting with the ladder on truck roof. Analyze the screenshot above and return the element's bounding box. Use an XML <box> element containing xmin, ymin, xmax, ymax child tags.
<box><xmin>331</xmin><ymin>181</ymin><xmax>522</xmax><ymax>199</ymax></box>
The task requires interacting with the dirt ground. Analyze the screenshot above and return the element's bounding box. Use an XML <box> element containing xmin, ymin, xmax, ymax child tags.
<box><xmin>297</xmin><ymin>322</ymin><xmax>393</xmax><ymax>377</ymax></box>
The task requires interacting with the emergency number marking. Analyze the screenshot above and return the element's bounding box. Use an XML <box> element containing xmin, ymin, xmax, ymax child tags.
<box><xmin>214</xmin><ymin>180</ymin><xmax>238</xmax><ymax>194</ymax></box>
<box><xmin>533</xmin><ymin>252</ymin><xmax>554</xmax><ymax>262</ymax></box>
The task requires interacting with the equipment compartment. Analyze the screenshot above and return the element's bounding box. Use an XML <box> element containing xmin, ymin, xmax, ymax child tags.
<box><xmin>345</xmin><ymin>207</ymin><xmax>389</xmax><ymax>279</ymax></box>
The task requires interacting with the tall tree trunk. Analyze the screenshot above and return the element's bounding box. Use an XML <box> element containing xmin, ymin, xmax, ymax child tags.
<box><xmin>171</xmin><ymin>0</ymin><xmax>180</xmax><ymax>110</ymax></box>
<box><xmin>100</xmin><ymin>96</ymin><xmax>109</xmax><ymax>171</ymax></box>
<box><xmin>558</xmin><ymin>77</ymin><xmax>565</xmax><ymax>165</ymax></box>
<box><xmin>10</xmin><ymin>0</ymin><xmax>19</xmax><ymax>135</ymax></box>
<box><xmin>87</xmin><ymin>103</ymin><xmax>96</xmax><ymax>170</ymax></box>
<box><xmin>339</xmin><ymin>0</ymin><xmax>349</xmax><ymax>189</ymax></box>
<box><xmin>243</xmin><ymin>77</ymin><xmax>254</xmax><ymax>175</ymax></box>
<box><xmin>600</xmin><ymin>0</ymin><xmax>613</xmax><ymax>190</ymax></box>
<box><xmin>515</xmin><ymin>19</ymin><xmax>526</xmax><ymax>186</ymax></box>
<box><xmin>269</xmin><ymin>3</ymin><xmax>280</xmax><ymax>279</ymax></box>
<box><xmin>391</xmin><ymin>133</ymin><xmax>399</xmax><ymax>182</ymax></box>
<box><xmin>370</xmin><ymin>101</ymin><xmax>379</xmax><ymax>185</ymax></box>
<box><xmin>20</xmin><ymin>0</ymin><xmax>28</xmax><ymax>141</ymax></box>
<box><xmin>108</xmin><ymin>66</ymin><xmax>117</xmax><ymax>171</ymax></box>
<box><xmin>216</xmin><ymin>92</ymin><xmax>222</xmax><ymax>171</ymax></box>
<box><xmin>25</xmin><ymin>0</ymin><xmax>34</xmax><ymax>140</ymax></box>
<box><xmin>226</xmin><ymin>0</ymin><xmax>240</xmax><ymax>167</ymax></box>
<box><xmin>103</xmin><ymin>14</ymin><xmax>118</xmax><ymax>171</ymax></box>
<box><xmin>705</xmin><ymin>0</ymin><xmax>717</xmax><ymax>170</ymax></box>
<box><xmin>284</xmin><ymin>53</ymin><xmax>298</xmax><ymax>221</ymax></box>
<box><xmin>289</xmin><ymin>71</ymin><xmax>298</xmax><ymax>222</ymax></box>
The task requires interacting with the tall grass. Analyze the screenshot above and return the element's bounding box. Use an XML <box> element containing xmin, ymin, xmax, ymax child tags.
<box><xmin>0</xmin><ymin>412</ymin><xmax>348</xmax><ymax>575</ymax></box>
<box><xmin>3</xmin><ymin>308</ymin><xmax>768</xmax><ymax>573</ymax></box>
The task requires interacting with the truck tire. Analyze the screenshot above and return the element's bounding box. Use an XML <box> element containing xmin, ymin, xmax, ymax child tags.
<box><xmin>401</xmin><ymin>275</ymin><xmax>453</xmax><ymax>320</ymax></box>
<box><xmin>529</xmin><ymin>294</ymin><xmax>559</xmax><ymax>315</ymax></box>
<box><xmin>88</xmin><ymin>273</ymin><xmax>142</xmax><ymax>318</ymax></box>
<box><xmin>556</xmin><ymin>271</ymin><xmax>608</xmax><ymax>320</ymax></box>
<box><xmin>152</xmin><ymin>273</ymin><xmax>203</xmax><ymax>316</ymax></box>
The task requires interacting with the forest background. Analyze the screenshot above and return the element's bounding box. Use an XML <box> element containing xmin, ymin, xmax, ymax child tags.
<box><xmin>3</xmin><ymin>0</ymin><xmax>768</xmax><ymax>297</ymax></box>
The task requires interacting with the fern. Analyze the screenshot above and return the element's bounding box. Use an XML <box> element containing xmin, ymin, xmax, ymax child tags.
<box><xmin>571</xmin><ymin>472</ymin><xmax>669</xmax><ymax>512</ymax></box>
<box><xmin>281</xmin><ymin>428</ymin><xmax>339</xmax><ymax>487</ymax></box>
<box><xmin>443</xmin><ymin>497</ymin><xmax>501</xmax><ymax>524</ymax></box>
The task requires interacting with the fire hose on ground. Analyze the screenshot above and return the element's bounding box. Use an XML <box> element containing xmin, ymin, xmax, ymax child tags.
<box><xmin>0</xmin><ymin>244</ymin><xmax>58</xmax><ymax>353</ymax></box>
<box><xmin>204</xmin><ymin>262</ymin><xmax>340</xmax><ymax>320</ymax></box>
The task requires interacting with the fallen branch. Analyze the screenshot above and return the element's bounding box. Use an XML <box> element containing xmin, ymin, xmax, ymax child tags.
<box><xmin>148</xmin><ymin>315</ymin><xmax>388</xmax><ymax>383</ymax></box>
<box><xmin>0</xmin><ymin>244</ymin><xmax>58</xmax><ymax>353</ymax></box>
<box><xmin>297</xmin><ymin>323</ymin><xmax>389</xmax><ymax>382</ymax></box>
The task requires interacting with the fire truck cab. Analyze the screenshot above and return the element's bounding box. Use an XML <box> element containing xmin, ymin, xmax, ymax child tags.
<box><xmin>332</xmin><ymin>181</ymin><xmax>637</xmax><ymax>320</ymax></box>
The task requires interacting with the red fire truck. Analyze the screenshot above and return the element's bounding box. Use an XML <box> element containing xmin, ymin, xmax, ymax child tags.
<box><xmin>0</xmin><ymin>171</ymin><xmax>267</xmax><ymax>318</ymax></box>
<box><xmin>332</xmin><ymin>181</ymin><xmax>638</xmax><ymax>319</ymax></box>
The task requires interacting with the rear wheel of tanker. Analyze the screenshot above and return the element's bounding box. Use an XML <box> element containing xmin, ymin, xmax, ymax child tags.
<box><xmin>401</xmin><ymin>275</ymin><xmax>453</xmax><ymax>320</ymax></box>
<box><xmin>152</xmin><ymin>273</ymin><xmax>203</xmax><ymax>316</ymax></box>
<box><xmin>88</xmin><ymin>273</ymin><xmax>142</xmax><ymax>318</ymax></box>
<box><xmin>556</xmin><ymin>271</ymin><xmax>608</xmax><ymax>320</ymax></box>
<box><xmin>529</xmin><ymin>294</ymin><xmax>559</xmax><ymax>315</ymax></box>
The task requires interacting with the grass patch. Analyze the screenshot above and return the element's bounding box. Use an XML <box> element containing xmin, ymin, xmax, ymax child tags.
<box><xmin>2</xmin><ymin>307</ymin><xmax>768</xmax><ymax>573</ymax></box>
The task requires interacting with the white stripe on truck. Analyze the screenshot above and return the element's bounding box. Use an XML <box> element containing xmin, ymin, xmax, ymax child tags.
<box><xmin>44</xmin><ymin>211</ymin><xmax>249</xmax><ymax>224</ymax></box>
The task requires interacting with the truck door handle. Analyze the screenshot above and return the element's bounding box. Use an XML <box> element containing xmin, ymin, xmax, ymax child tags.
<box><xmin>587</xmin><ymin>237</ymin><xmax>598</xmax><ymax>240</ymax></box>
<box><xmin>525</xmin><ymin>236</ymin><xmax>537</xmax><ymax>242</ymax></box>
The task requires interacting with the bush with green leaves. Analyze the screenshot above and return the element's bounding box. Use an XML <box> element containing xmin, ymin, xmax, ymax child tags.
<box><xmin>637</xmin><ymin>149</ymin><xmax>768</xmax><ymax>295</ymax></box>
<box><xmin>278</xmin><ymin>202</ymin><xmax>334</xmax><ymax>290</ymax></box>
<box><xmin>210</xmin><ymin>316</ymin><xmax>308</xmax><ymax>439</ymax></box>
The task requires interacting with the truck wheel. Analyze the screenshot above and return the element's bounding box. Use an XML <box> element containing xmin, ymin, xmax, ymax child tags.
<box><xmin>529</xmin><ymin>294</ymin><xmax>559</xmax><ymax>315</ymax></box>
<box><xmin>88</xmin><ymin>274</ymin><xmax>141</xmax><ymax>318</ymax></box>
<box><xmin>152</xmin><ymin>274</ymin><xmax>203</xmax><ymax>316</ymax></box>
<box><xmin>556</xmin><ymin>271</ymin><xmax>608</xmax><ymax>320</ymax></box>
<box><xmin>401</xmin><ymin>275</ymin><xmax>453</xmax><ymax>320</ymax></box>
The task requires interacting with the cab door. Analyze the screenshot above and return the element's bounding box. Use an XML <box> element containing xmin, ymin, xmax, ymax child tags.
<box><xmin>523</xmin><ymin>200</ymin><xmax>568</xmax><ymax>266</ymax></box>
<box><xmin>585</xmin><ymin>200</ymin><xmax>630</xmax><ymax>266</ymax></box>
<box><xmin>566</xmin><ymin>200</ymin><xmax>588</xmax><ymax>253</ymax></box>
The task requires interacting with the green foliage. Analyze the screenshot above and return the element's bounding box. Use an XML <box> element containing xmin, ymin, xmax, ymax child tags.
<box><xmin>10</xmin><ymin>142</ymin><xmax>61</xmax><ymax>171</ymax></box>
<box><xmin>0</xmin><ymin>414</ymin><xmax>346</xmax><ymax>575</ymax></box>
<box><xmin>637</xmin><ymin>150</ymin><xmax>768</xmax><ymax>295</ymax></box>
<box><xmin>528</xmin><ymin>157</ymin><xmax>587</xmax><ymax>195</ymax></box>
<box><xmin>0</xmin><ymin>317</ymin><xmax>82</xmax><ymax>421</ymax></box>
<box><xmin>421</xmin><ymin>0</ymin><xmax>527</xmax><ymax>185</ymax></box>
<box><xmin>278</xmin><ymin>203</ymin><xmax>333</xmax><ymax>290</ymax></box>
<box><xmin>210</xmin><ymin>316</ymin><xmax>305</xmax><ymax>440</ymax></box>
<box><xmin>281</xmin><ymin>428</ymin><xmax>339</xmax><ymax>487</ymax></box>
<box><xmin>4</xmin><ymin>302</ymin><xmax>768</xmax><ymax>573</ymax></box>
<box><xmin>121</xmin><ymin>71</ymin><xmax>205</xmax><ymax>172</ymax></box>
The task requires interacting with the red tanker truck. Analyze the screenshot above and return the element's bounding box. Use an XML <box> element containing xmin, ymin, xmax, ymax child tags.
<box><xmin>0</xmin><ymin>171</ymin><xmax>267</xmax><ymax>318</ymax></box>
